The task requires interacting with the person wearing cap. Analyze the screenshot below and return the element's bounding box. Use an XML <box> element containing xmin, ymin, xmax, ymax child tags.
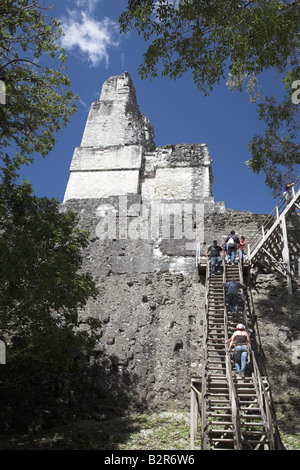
<box><xmin>206</xmin><ymin>240</ymin><xmax>223</xmax><ymax>275</ymax></box>
<box><xmin>227</xmin><ymin>324</ymin><xmax>252</xmax><ymax>379</ymax></box>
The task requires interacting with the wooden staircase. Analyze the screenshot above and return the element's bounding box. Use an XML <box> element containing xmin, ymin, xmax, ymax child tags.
<box><xmin>191</xmin><ymin>259</ymin><xmax>284</xmax><ymax>450</ymax></box>
<box><xmin>202</xmin><ymin>269</ymin><xmax>235</xmax><ymax>450</ymax></box>
<box><xmin>192</xmin><ymin>178</ymin><xmax>300</xmax><ymax>449</ymax></box>
<box><xmin>247</xmin><ymin>175</ymin><xmax>300</xmax><ymax>294</ymax></box>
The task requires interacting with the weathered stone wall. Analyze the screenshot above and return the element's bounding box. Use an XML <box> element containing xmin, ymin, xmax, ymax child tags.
<box><xmin>88</xmin><ymin>272</ymin><xmax>203</xmax><ymax>411</ymax></box>
<box><xmin>60</xmin><ymin>198</ymin><xmax>300</xmax><ymax>429</ymax></box>
<box><xmin>141</xmin><ymin>144</ymin><xmax>213</xmax><ymax>201</ymax></box>
<box><xmin>61</xmin><ymin>73</ymin><xmax>300</xmax><ymax>429</ymax></box>
<box><xmin>250</xmin><ymin>270</ymin><xmax>300</xmax><ymax>432</ymax></box>
<box><xmin>63</xmin><ymin>198</ymin><xmax>205</xmax><ymax>411</ymax></box>
<box><xmin>203</xmin><ymin>209</ymin><xmax>267</xmax><ymax>256</ymax></box>
<box><xmin>61</xmin><ymin>198</ymin><xmax>269</xmax><ymax>412</ymax></box>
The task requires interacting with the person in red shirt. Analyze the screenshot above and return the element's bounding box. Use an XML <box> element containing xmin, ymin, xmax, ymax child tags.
<box><xmin>238</xmin><ymin>236</ymin><xmax>250</xmax><ymax>263</ymax></box>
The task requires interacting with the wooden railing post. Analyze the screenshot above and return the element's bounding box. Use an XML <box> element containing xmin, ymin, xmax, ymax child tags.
<box><xmin>223</xmin><ymin>260</ymin><xmax>243</xmax><ymax>450</ymax></box>
<box><xmin>200</xmin><ymin>259</ymin><xmax>210</xmax><ymax>449</ymax></box>
<box><xmin>281</xmin><ymin>215</ymin><xmax>293</xmax><ymax>295</ymax></box>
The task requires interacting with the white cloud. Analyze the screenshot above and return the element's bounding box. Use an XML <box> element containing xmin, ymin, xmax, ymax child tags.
<box><xmin>73</xmin><ymin>0</ymin><xmax>101</xmax><ymax>13</ymax></box>
<box><xmin>60</xmin><ymin>5</ymin><xmax>120</xmax><ymax>67</ymax></box>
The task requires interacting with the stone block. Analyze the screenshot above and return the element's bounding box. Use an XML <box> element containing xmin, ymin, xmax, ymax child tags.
<box><xmin>69</xmin><ymin>145</ymin><xmax>143</xmax><ymax>171</ymax></box>
<box><xmin>63</xmin><ymin>170</ymin><xmax>140</xmax><ymax>201</ymax></box>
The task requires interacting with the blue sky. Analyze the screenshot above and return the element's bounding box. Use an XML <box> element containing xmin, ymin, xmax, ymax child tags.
<box><xmin>19</xmin><ymin>0</ymin><xmax>293</xmax><ymax>215</ymax></box>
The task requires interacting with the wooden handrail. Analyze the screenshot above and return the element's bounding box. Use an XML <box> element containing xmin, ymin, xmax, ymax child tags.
<box><xmin>200</xmin><ymin>258</ymin><xmax>210</xmax><ymax>449</ymax></box>
<box><xmin>223</xmin><ymin>260</ymin><xmax>243</xmax><ymax>450</ymax></box>
<box><xmin>196</xmin><ymin>241</ymin><xmax>201</xmax><ymax>267</ymax></box>
<box><xmin>199</xmin><ymin>256</ymin><xmax>284</xmax><ymax>450</ymax></box>
<box><xmin>250</xmin><ymin>353</ymin><xmax>276</xmax><ymax>450</ymax></box>
<box><xmin>238</xmin><ymin>262</ymin><xmax>284</xmax><ymax>450</ymax></box>
<box><xmin>248</xmin><ymin>175</ymin><xmax>300</xmax><ymax>261</ymax></box>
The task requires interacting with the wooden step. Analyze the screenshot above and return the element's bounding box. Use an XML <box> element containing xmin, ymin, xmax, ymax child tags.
<box><xmin>207</xmin><ymin>389</ymin><xmax>229</xmax><ymax>395</ymax></box>
<box><xmin>237</xmin><ymin>393</ymin><xmax>257</xmax><ymax>398</ymax></box>
<box><xmin>210</xmin><ymin>421</ymin><xmax>233</xmax><ymax>426</ymax></box>
<box><xmin>208</xmin><ymin>374</ymin><xmax>227</xmax><ymax>379</ymax></box>
<box><xmin>210</xmin><ymin>428</ymin><xmax>235</xmax><ymax>433</ymax></box>
<box><xmin>241</xmin><ymin>422</ymin><xmax>264</xmax><ymax>427</ymax></box>
<box><xmin>242</xmin><ymin>430</ymin><xmax>267</xmax><ymax>436</ymax></box>
<box><xmin>240</xmin><ymin>408</ymin><xmax>261</xmax><ymax>414</ymax></box>
<box><xmin>242</xmin><ymin>437</ymin><xmax>268</xmax><ymax>444</ymax></box>
<box><xmin>207</xmin><ymin>346</ymin><xmax>226</xmax><ymax>351</ymax></box>
<box><xmin>208</xmin><ymin>400</ymin><xmax>231</xmax><ymax>405</ymax></box>
<box><xmin>239</xmin><ymin>401</ymin><xmax>259</xmax><ymax>406</ymax></box>
<box><xmin>200</xmin><ymin>262</ymin><xmax>278</xmax><ymax>452</ymax></box>
<box><xmin>211</xmin><ymin>447</ymin><xmax>235</xmax><ymax>450</ymax></box>
<box><xmin>210</xmin><ymin>438</ymin><xmax>235</xmax><ymax>443</ymax></box>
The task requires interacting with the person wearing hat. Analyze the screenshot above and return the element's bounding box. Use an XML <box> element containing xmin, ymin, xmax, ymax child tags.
<box><xmin>227</xmin><ymin>324</ymin><xmax>252</xmax><ymax>379</ymax></box>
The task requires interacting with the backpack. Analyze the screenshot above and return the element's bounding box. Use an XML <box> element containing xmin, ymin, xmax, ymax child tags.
<box><xmin>227</xmin><ymin>237</ymin><xmax>235</xmax><ymax>248</ymax></box>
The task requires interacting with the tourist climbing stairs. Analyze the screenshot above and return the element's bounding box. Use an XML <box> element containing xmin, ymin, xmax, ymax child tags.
<box><xmin>195</xmin><ymin>259</ymin><xmax>283</xmax><ymax>450</ymax></box>
<box><xmin>200</xmin><ymin>262</ymin><xmax>236</xmax><ymax>450</ymax></box>
<box><xmin>247</xmin><ymin>175</ymin><xmax>300</xmax><ymax>294</ymax></box>
<box><xmin>226</xmin><ymin>263</ymin><xmax>275</xmax><ymax>450</ymax></box>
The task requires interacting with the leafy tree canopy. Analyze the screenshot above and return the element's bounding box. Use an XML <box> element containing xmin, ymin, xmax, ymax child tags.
<box><xmin>119</xmin><ymin>0</ymin><xmax>300</xmax><ymax>195</ymax></box>
<box><xmin>0</xmin><ymin>2</ymin><xmax>99</xmax><ymax>431</ymax></box>
<box><xmin>0</xmin><ymin>171</ymin><xmax>100</xmax><ymax>431</ymax></box>
<box><xmin>0</xmin><ymin>174</ymin><xmax>98</xmax><ymax>332</ymax></box>
<box><xmin>0</xmin><ymin>0</ymin><xmax>78</xmax><ymax>170</ymax></box>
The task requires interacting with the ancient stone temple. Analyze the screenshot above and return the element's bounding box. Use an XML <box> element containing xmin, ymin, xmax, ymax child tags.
<box><xmin>64</xmin><ymin>71</ymin><xmax>213</xmax><ymax>203</ymax></box>
<box><xmin>61</xmin><ymin>72</ymin><xmax>299</xmax><ymax>419</ymax></box>
<box><xmin>63</xmin><ymin>72</ymin><xmax>229</xmax><ymax>274</ymax></box>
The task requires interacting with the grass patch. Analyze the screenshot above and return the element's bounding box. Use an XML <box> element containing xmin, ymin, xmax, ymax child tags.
<box><xmin>0</xmin><ymin>411</ymin><xmax>200</xmax><ymax>450</ymax></box>
<box><xmin>0</xmin><ymin>411</ymin><xmax>298</xmax><ymax>450</ymax></box>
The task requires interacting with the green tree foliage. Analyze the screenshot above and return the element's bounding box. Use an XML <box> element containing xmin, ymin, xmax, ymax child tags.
<box><xmin>247</xmin><ymin>93</ymin><xmax>300</xmax><ymax>192</ymax></box>
<box><xmin>0</xmin><ymin>2</ymin><xmax>100</xmax><ymax>431</ymax></box>
<box><xmin>0</xmin><ymin>0</ymin><xmax>77</xmax><ymax>168</ymax></box>
<box><xmin>0</xmin><ymin>171</ymin><xmax>100</xmax><ymax>432</ymax></box>
<box><xmin>119</xmin><ymin>0</ymin><xmax>300</xmax><ymax>195</ymax></box>
<box><xmin>0</xmin><ymin>175</ymin><xmax>98</xmax><ymax>329</ymax></box>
